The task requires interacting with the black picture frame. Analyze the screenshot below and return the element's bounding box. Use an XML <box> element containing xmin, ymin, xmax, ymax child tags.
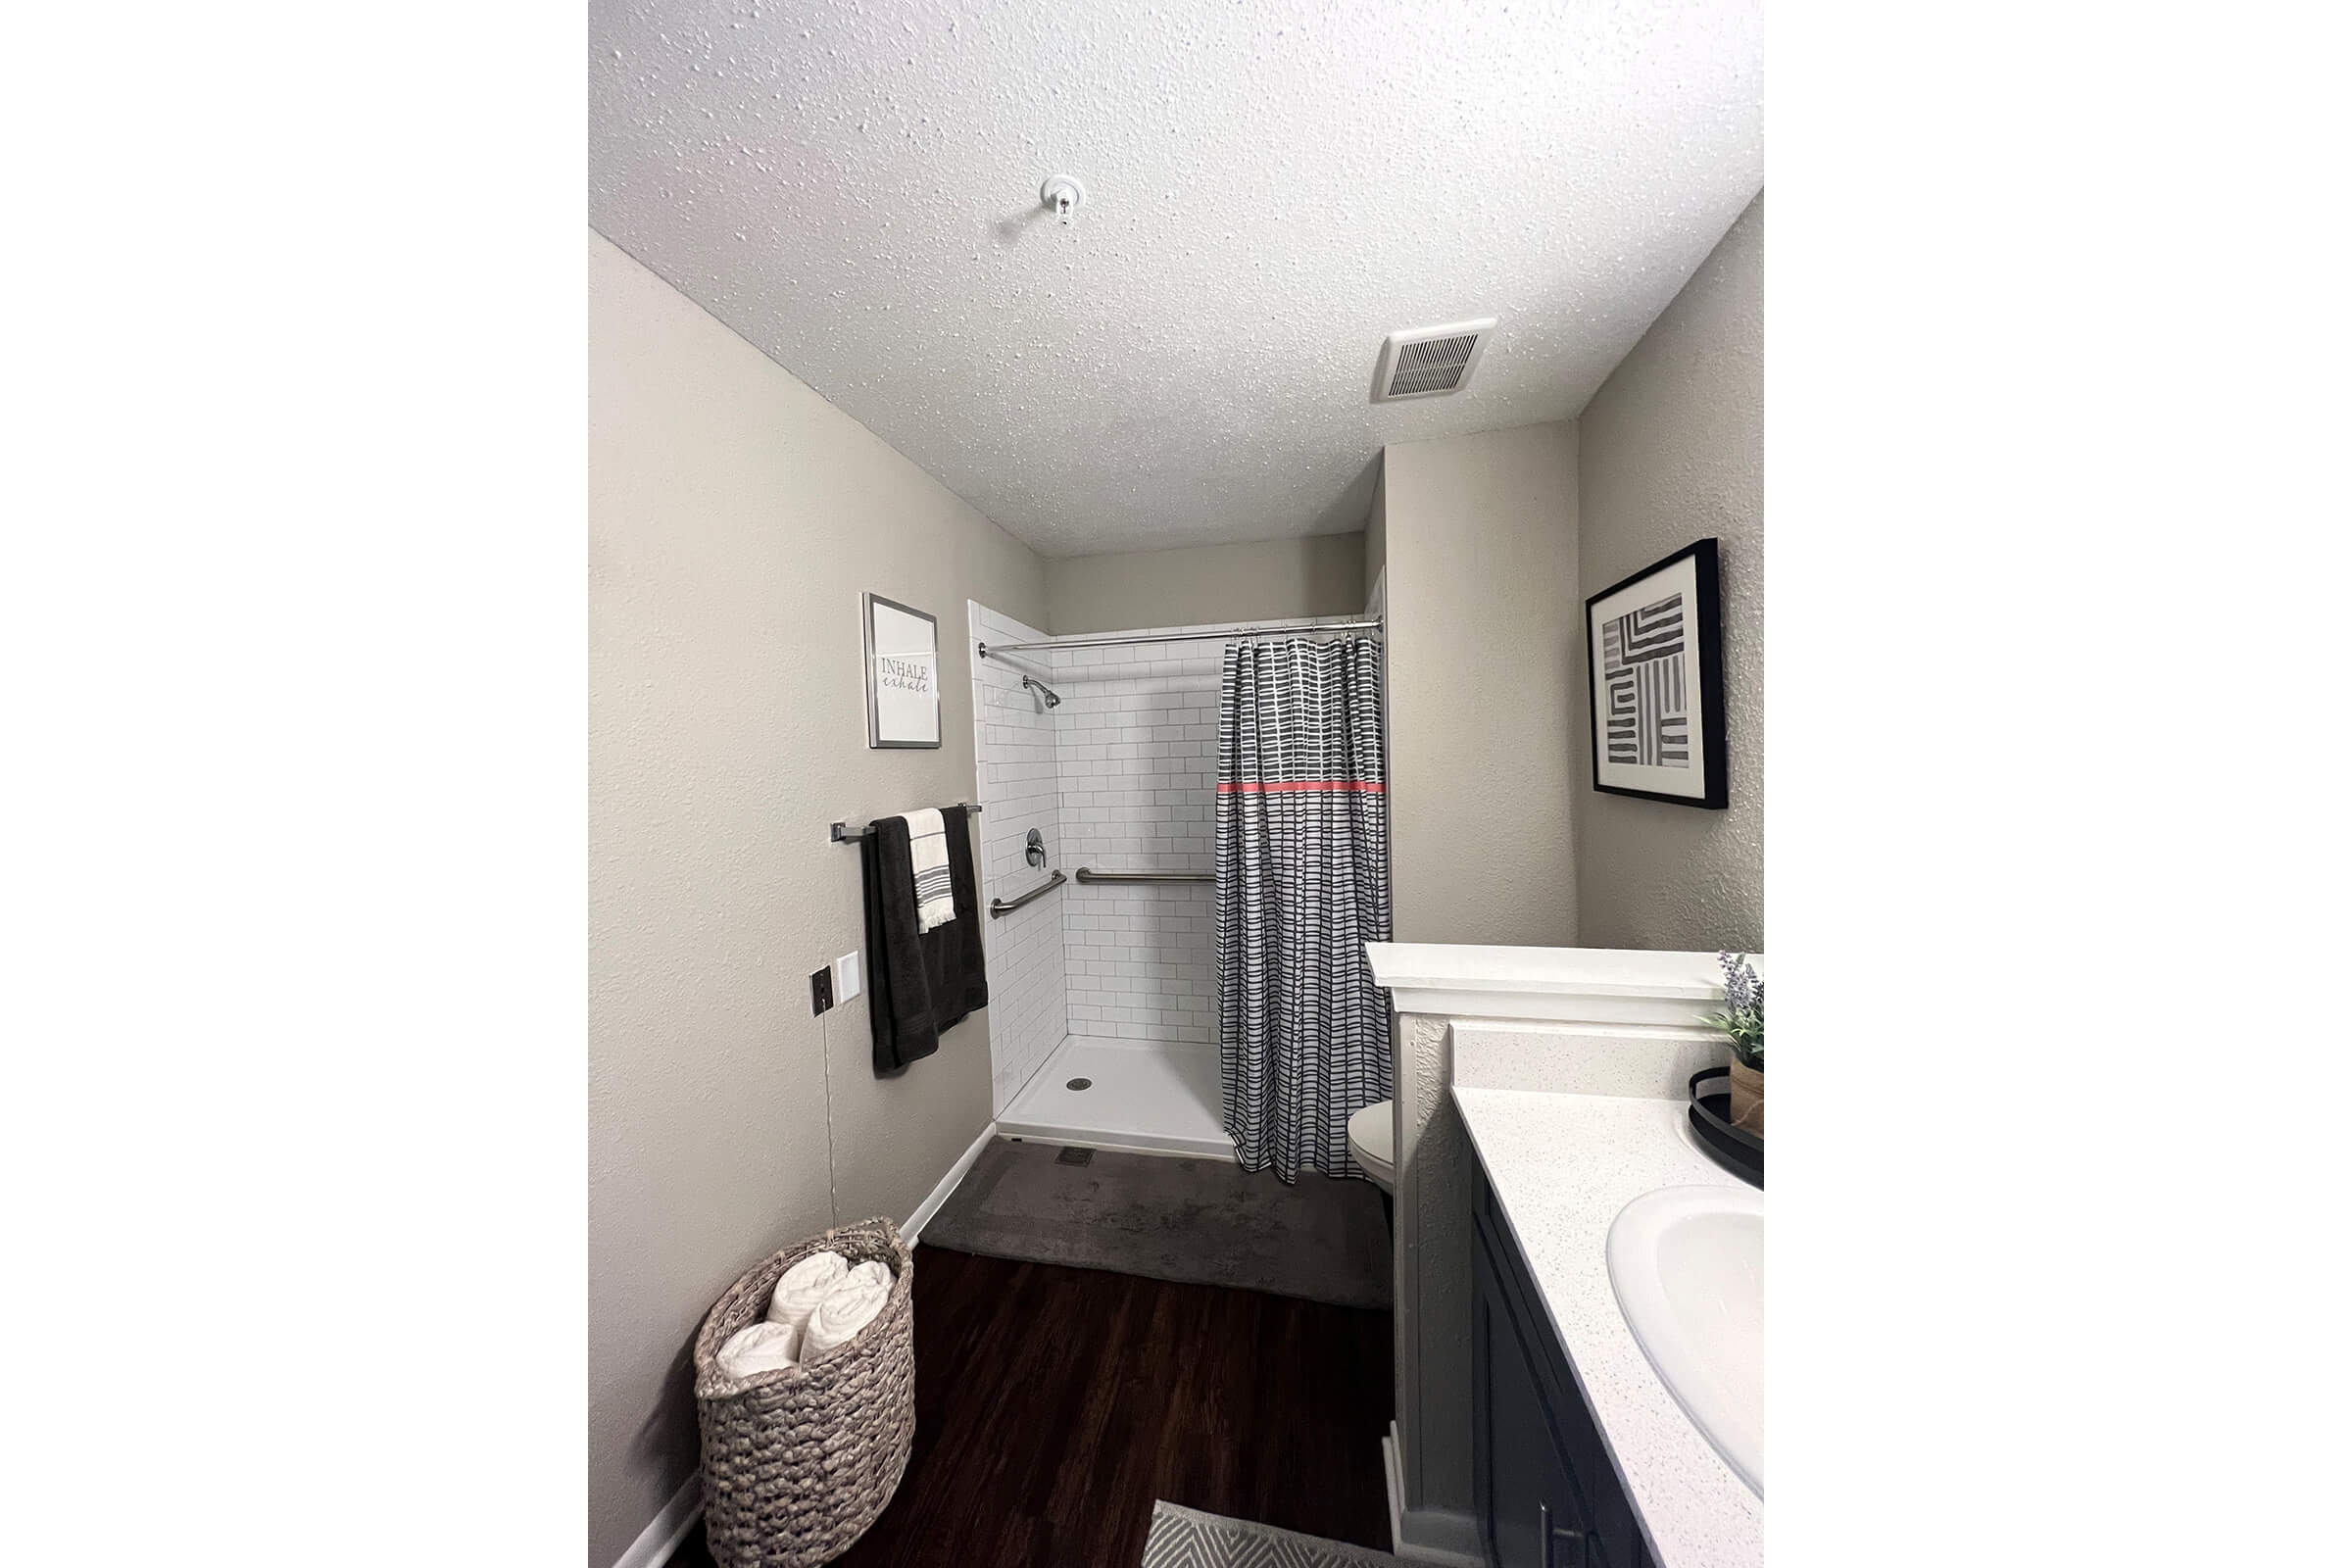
<box><xmin>1583</xmin><ymin>537</ymin><xmax>1729</xmax><ymax>809</ymax></box>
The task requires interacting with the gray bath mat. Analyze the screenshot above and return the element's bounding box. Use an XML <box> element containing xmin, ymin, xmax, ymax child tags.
<box><xmin>921</xmin><ymin>1138</ymin><xmax>1391</xmax><ymax>1309</ymax></box>
<box><xmin>1141</xmin><ymin>1501</ymin><xmax>1405</xmax><ymax>1566</ymax></box>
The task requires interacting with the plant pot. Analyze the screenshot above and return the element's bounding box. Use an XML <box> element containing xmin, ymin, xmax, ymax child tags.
<box><xmin>1727</xmin><ymin>1059</ymin><xmax>1764</xmax><ymax>1137</ymax></box>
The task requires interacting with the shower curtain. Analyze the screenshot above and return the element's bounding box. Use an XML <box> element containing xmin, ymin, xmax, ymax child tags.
<box><xmin>1214</xmin><ymin>636</ymin><xmax>1393</xmax><ymax>1183</ymax></box>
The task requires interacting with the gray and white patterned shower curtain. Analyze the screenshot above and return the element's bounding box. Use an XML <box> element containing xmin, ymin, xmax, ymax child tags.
<box><xmin>1214</xmin><ymin>636</ymin><xmax>1393</xmax><ymax>1183</ymax></box>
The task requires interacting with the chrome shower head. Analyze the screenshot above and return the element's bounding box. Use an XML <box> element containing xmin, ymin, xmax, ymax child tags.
<box><xmin>1022</xmin><ymin>675</ymin><xmax>1062</xmax><ymax>710</ymax></box>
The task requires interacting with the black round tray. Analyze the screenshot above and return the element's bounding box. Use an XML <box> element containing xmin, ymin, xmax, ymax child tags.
<box><xmin>1689</xmin><ymin>1066</ymin><xmax>1763</xmax><ymax>1188</ymax></box>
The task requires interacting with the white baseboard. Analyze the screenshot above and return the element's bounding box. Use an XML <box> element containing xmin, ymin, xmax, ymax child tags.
<box><xmin>1383</xmin><ymin>1431</ymin><xmax>1405</xmax><ymax>1552</ymax></box>
<box><xmin>612</xmin><ymin>1470</ymin><xmax>702</xmax><ymax>1568</ymax></box>
<box><xmin>901</xmin><ymin>1120</ymin><xmax>997</xmax><ymax>1246</ymax></box>
<box><xmin>1383</xmin><ymin>1425</ymin><xmax>1487</xmax><ymax>1567</ymax></box>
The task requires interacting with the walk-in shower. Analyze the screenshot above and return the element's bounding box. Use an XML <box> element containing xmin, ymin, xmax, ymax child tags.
<box><xmin>966</xmin><ymin>602</ymin><xmax>1390</xmax><ymax>1168</ymax></box>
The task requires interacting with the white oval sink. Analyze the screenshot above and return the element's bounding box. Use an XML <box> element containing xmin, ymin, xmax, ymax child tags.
<box><xmin>1605</xmin><ymin>1184</ymin><xmax>1763</xmax><ymax>1495</ymax></box>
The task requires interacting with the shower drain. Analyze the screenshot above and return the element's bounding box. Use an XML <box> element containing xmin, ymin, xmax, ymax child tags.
<box><xmin>1065</xmin><ymin>1077</ymin><xmax>1093</xmax><ymax>1091</ymax></box>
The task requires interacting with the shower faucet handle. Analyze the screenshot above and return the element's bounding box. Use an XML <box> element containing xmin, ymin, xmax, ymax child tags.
<box><xmin>1025</xmin><ymin>828</ymin><xmax>1048</xmax><ymax>868</ymax></box>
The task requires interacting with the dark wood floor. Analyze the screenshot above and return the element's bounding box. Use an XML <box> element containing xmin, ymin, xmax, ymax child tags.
<box><xmin>674</xmin><ymin>1244</ymin><xmax>1394</xmax><ymax>1567</ymax></box>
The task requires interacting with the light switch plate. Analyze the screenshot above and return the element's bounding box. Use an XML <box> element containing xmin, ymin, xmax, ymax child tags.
<box><xmin>834</xmin><ymin>951</ymin><xmax>861</xmax><ymax>1003</ymax></box>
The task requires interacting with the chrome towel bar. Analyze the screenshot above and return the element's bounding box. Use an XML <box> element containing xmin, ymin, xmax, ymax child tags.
<box><xmin>1075</xmin><ymin>867</ymin><xmax>1214</xmax><ymax>884</ymax></box>
<box><xmin>831</xmin><ymin>802</ymin><xmax>983</xmax><ymax>843</ymax></box>
<box><xmin>989</xmin><ymin>869</ymin><xmax>1065</xmax><ymax>917</ymax></box>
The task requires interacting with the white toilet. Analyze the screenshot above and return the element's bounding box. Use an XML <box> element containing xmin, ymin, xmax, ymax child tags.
<box><xmin>1348</xmin><ymin>1100</ymin><xmax>1396</xmax><ymax>1193</ymax></box>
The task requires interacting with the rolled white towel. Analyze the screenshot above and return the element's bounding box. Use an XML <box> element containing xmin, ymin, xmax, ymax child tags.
<box><xmin>766</xmin><ymin>1250</ymin><xmax>848</xmax><ymax>1331</ymax></box>
<box><xmin>803</xmin><ymin>1260</ymin><xmax>894</xmax><ymax>1356</ymax></box>
<box><xmin>715</xmin><ymin>1320</ymin><xmax>800</xmax><ymax>1380</ymax></box>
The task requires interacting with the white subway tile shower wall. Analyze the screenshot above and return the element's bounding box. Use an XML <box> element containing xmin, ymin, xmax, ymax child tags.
<box><xmin>966</xmin><ymin>602</ymin><xmax>1070</xmax><ymax>1111</ymax></box>
<box><xmin>1053</xmin><ymin>616</ymin><xmax>1363</xmax><ymax>1049</ymax></box>
<box><xmin>1053</xmin><ymin>630</ymin><xmax>1223</xmax><ymax>1045</ymax></box>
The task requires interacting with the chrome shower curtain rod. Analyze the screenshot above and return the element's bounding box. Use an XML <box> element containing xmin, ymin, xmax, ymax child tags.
<box><xmin>978</xmin><ymin>616</ymin><xmax>1382</xmax><ymax>660</ymax></box>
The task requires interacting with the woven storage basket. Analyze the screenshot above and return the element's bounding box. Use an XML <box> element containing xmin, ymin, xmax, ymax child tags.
<box><xmin>693</xmin><ymin>1217</ymin><xmax>916</xmax><ymax>1568</ymax></box>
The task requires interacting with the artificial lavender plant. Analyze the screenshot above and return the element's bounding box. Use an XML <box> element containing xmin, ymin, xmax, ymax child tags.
<box><xmin>1709</xmin><ymin>951</ymin><xmax>1764</xmax><ymax>1069</ymax></box>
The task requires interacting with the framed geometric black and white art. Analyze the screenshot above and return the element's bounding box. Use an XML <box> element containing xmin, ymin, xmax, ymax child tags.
<box><xmin>862</xmin><ymin>592</ymin><xmax>941</xmax><ymax>749</ymax></box>
<box><xmin>1584</xmin><ymin>538</ymin><xmax>1729</xmax><ymax>808</ymax></box>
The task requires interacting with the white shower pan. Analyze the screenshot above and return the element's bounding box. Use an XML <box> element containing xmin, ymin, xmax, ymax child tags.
<box><xmin>997</xmin><ymin>1035</ymin><xmax>1236</xmax><ymax>1159</ymax></box>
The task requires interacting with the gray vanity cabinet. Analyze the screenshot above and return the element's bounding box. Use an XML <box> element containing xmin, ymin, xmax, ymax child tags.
<box><xmin>1473</xmin><ymin>1159</ymin><xmax>1657</xmax><ymax>1568</ymax></box>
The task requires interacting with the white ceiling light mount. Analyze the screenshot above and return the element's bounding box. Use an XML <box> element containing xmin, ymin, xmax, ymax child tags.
<box><xmin>1040</xmin><ymin>174</ymin><xmax>1087</xmax><ymax>225</ymax></box>
<box><xmin>1371</xmin><ymin>318</ymin><xmax>1498</xmax><ymax>402</ymax></box>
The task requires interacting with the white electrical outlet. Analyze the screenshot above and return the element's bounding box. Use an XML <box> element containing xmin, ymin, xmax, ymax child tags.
<box><xmin>834</xmin><ymin>952</ymin><xmax>861</xmax><ymax>1003</ymax></box>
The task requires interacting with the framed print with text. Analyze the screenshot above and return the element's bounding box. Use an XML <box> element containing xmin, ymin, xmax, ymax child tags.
<box><xmin>862</xmin><ymin>593</ymin><xmax>940</xmax><ymax>749</ymax></box>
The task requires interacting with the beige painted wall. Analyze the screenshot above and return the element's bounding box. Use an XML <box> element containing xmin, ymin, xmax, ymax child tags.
<box><xmin>589</xmin><ymin>230</ymin><xmax>1046</xmax><ymax>1568</ymax></box>
<box><xmin>1377</xmin><ymin>420</ymin><xmax>1579</xmax><ymax>1524</ymax></box>
<box><xmin>1044</xmin><ymin>532</ymin><xmax>1364</xmax><ymax>634</ymax></box>
<box><xmin>1383</xmin><ymin>422</ymin><xmax>1581</xmax><ymax>948</ymax></box>
<box><xmin>1575</xmin><ymin>193</ymin><xmax>1764</xmax><ymax>952</ymax></box>
<box><xmin>1363</xmin><ymin>462</ymin><xmax>1387</xmax><ymax>608</ymax></box>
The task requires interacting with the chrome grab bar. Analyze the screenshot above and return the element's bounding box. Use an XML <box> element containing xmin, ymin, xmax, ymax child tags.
<box><xmin>988</xmin><ymin>869</ymin><xmax>1066</xmax><ymax>917</ymax></box>
<box><xmin>1075</xmin><ymin>867</ymin><xmax>1214</xmax><ymax>884</ymax></box>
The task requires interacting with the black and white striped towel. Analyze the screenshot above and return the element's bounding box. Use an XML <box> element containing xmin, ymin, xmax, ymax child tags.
<box><xmin>904</xmin><ymin>808</ymin><xmax>955</xmax><ymax>931</ymax></box>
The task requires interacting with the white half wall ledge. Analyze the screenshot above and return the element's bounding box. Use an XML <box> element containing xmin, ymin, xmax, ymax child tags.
<box><xmin>1364</xmin><ymin>943</ymin><xmax>1757</xmax><ymax>1027</ymax></box>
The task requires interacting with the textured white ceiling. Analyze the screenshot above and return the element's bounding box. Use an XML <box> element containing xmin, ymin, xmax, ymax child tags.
<box><xmin>591</xmin><ymin>0</ymin><xmax>1763</xmax><ymax>558</ymax></box>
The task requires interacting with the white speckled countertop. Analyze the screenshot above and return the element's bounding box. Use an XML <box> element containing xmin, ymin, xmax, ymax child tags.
<box><xmin>1453</xmin><ymin>1086</ymin><xmax>1763</xmax><ymax>1568</ymax></box>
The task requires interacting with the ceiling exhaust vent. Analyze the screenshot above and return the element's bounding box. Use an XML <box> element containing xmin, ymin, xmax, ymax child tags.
<box><xmin>1372</xmin><ymin>318</ymin><xmax>1497</xmax><ymax>402</ymax></box>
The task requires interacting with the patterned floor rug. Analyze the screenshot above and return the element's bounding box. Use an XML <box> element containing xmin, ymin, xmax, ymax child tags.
<box><xmin>1140</xmin><ymin>1501</ymin><xmax>1406</xmax><ymax>1567</ymax></box>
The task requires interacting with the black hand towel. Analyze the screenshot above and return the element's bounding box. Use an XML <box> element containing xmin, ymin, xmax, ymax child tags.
<box><xmin>859</xmin><ymin>805</ymin><xmax>989</xmax><ymax>1074</ymax></box>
